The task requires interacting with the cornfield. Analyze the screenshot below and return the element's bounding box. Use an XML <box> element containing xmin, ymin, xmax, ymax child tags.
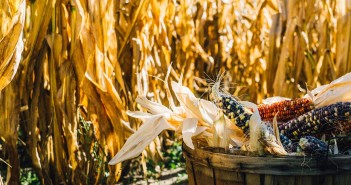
<box><xmin>0</xmin><ymin>0</ymin><xmax>350</xmax><ymax>184</ymax></box>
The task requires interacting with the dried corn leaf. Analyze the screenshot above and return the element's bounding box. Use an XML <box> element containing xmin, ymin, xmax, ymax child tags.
<box><xmin>312</xmin><ymin>72</ymin><xmax>351</xmax><ymax>108</ymax></box>
<box><xmin>212</xmin><ymin>112</ymin><xmax>231</xmax><ymax>150</ymax></box>
<box><xmin>0</xmin><ymin>0</ymin><xmax>25</xmax><ymax>91</ymax></box>
<box><xmin>136</xmin><ymin>96</ymin><xmax>173</xmax><ymax>115</ymax></box>
<box><xmin>240</xmin><ymin>101</ymin><xmax>264</xmax><ymax>153</ymax></box>
<box><xmin>171</xmin><ymin>81</ymin><xmax>216</xmax><ymax>124</ymax></box>
<box><xmin>262</xmin><ymin>96</ymin><xmax>291</xmax><ymax>104</ymax></box>
<box><xmin>108</xmin><ymin>115</ymin><xmax>174</xmax><ymax>165</ymax></box>
<box><xmin>182</xmin><ymin>118</ymin><xmax>199</xmax><ymax>149</ymax></box>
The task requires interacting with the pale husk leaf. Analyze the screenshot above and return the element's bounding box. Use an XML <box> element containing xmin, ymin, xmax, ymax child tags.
<box><xmin>182</xmin><ymin>118</ymin><xmax>199</xmax><ymax>149</ymax></box>
<box><xmin>109</xmin><ymin>115</ymin><xmax>175</xmax><ymax>165</ymax></box>
<box><xmin>311</xmin><ymin>72</ymin><xmax>351</xmax><ymax>108</ymax></box>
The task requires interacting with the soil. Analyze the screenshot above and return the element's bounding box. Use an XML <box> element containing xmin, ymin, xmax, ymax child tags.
<box><xmin>117</xmin><ymin>167</ymin><xmax>188</xmax><ymax>185</ymax></box>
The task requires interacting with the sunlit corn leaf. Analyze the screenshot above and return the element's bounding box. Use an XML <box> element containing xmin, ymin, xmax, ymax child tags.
<box><xmin>311</xmin><ymin>72</ymin><xmax>351</xmax><ymax>108</ymax></box>
<box><xmin>136</xmin><ymin>96</ymin><xmax>173</xmax><ymax>115</ymax></box>
<box><xmin>171</xmin><ymin>81</ymin><xmax>216</xmax><ymax>124</ymax></box>
<box><xmin>239</xmin><ymin>101</ymin><xmax>264</xmax><ymax>153</ymax></box>
<box><xmin>212</xmin><ymin>112</ymin><xmax>231</xmax><ymax>150</ymax></box>
<box><xmin>109</xmin><ymin>114</ymin><xmax>175</xmax><ymax>165</ymax></box>
<box><xmin>0</xmin><ymin>0</ymin><xmax>25</xmax><ymax>91</ymax></box>
<box><xmin>262</xmin><ymin>97</ymin><xmax>291</xmax><ymax>104</ymax></box>
<box><xmin>182</xmin><ymin>118</ymin><xmax>199</xmax><ymax>149</ymax></box>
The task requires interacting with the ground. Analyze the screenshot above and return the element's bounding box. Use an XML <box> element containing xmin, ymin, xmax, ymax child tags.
<box><xmin>117</xmin><ymin>167</ymin><xmax>188</xmax><ymax>185</ymax></box>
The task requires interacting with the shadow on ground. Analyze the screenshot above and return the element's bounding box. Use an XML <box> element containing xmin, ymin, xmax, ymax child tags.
<box><xmin>117</xmin><ymin>167</ymin><xmax>188</xmax><ymax>185</ymax></box>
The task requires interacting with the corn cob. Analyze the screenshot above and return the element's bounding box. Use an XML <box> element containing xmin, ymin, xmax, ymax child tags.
<box><xmin>332</xmin><ymin>119</ymin><xmax>351</xmax><ymax>135</ymax></box>
<box><xmin>280</xmin><ymin>134</ymin><xmax>295</xmax><ymax>152</ymax></box>
<box><xmin>214</xmin><ymin>94</ymin><xmax>253</xmax><ymax>133</ymax></box>
<box><xmin>281</xmin><ymin>134</ymin><xmax>328</xmax><ymax>154</ymax></box>
<box><xmin>279</xmin><ymin>102</ymin><xmax>351</xmax><ymax>139</ymax></box>
<box><xmin>299</xmin><ymin>136</ymin><xmax>328</xmax><ymax>155</ymax></box>
<box><xmin>258</xmin><ymin>98</ymin><xmax>313</xmax><ymax>122</ymax></box>
<box><xmin>210</xmin><ymin>80</ymin><xmax>253</xmax><ymax>133</ymax></box>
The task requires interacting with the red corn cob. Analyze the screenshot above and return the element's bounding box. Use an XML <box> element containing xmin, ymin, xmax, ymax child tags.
<box><xmin>258</xmin><ymin>98</ymin><xmax>314</xmax><ymax>122</ymax></box>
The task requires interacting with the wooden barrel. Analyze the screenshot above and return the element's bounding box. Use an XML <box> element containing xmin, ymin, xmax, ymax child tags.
<box><xmin>182</xmin><ymin>144</ymin><xmax>351</xmax><ymax>185</ymax></box>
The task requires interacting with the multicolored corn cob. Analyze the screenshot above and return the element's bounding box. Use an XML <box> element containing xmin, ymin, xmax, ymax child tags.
<box><xmin>258</xmin><ymin>98</ymin><xmax>313</xmax><ymax>122</ymax></box>
<box><xmin>299</xmin><ymin>136</ymin><xmax>328</xmax><ymax>155</ymax></box>
<box><xmin>281</xmin><ymin>134</ymin><xmax>328</xmax><ymax>154</ymax></box>
<box><xmin>279</xmin><ymin>102</ymin><xmax>351</xmax><ymax>139</ymax></box>
<box><xmin>280</xmin><ymin>134</ymin><xmax>295</xmax><ymax>152</ymax></box>
<box><xmin>214</xmin><ymin>94</ymin><xmax>253</xmax><ymax>133</ymax></box>
<box><xmin>210</xmin><ymin>80</ymin><xmax>254</xmax><ymax>133</ymax></box>
<box><xmin>332</xmin><ymin>119</ymin><xmax>351</xmax><ymax>135</ymax></box>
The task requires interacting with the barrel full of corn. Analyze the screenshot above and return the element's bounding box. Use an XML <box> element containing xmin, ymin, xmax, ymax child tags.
<box><xmin>183</xmin><ymin>143</ymin><xmax>351</xmax><ymax>185</ymax></box>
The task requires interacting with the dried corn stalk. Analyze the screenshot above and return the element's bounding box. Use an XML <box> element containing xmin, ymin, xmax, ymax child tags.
<box><xmin>0</xmin><ymin>0</ymin><xmax>25</xmax><ymax>91</ymax></box>
<box><xmin>0</xmin><ymin>1</ymin><xmax>25</xmax><ymax>184</ymax></box>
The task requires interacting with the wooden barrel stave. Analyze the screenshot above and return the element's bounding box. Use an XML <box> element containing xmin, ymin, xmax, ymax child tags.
<box><xmin>183</xmin><ymin>144</ymin><xmax>351</xmax><ymax>185</ymax></box>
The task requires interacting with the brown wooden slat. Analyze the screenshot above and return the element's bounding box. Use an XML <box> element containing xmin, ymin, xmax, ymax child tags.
<box><xmin>192</xmin><ymin>163</ymin><xmax>215</xmax><ymax>185</ymax></box>
<box><xmin>183</xmin><ymin>144</ymin><xmax>351</xmax><ymax>175</ymax></box>
<box><xmin>321</xmin><ymin>175</ymin><xmax>334</xmax><ymax>185</ymax></box>
<box><xmin>274</xmin><ymin>175</ymin><xmax>296</xmax><ymax>185</ymax></box>
<box><xmin>245</xmin><ymin>174</ymin><xmax>260</xmax><ymax>185</ymax></box>
<box><xmin>182</xmin><ymin>144</ymin><xmax>351</xmax><ymax>185</ymax></box>
<box><xmin>264</xmin><ymin>175</ymin><xmax>272</xmax><ymax>185</ymax></box>
<box><xmin>334</xmin><ymin>173</ymin><xmax>351</xmax><ymax>185</ymax></box>
<box><xmin>185</xmin><ymin>158</ymin><xmax>196</xmax><ymax>185</ymax></box>
<box><xmin>214</xmin><ymin>169</ymin><xmax>245</xmax><ymax>185</ymax></box>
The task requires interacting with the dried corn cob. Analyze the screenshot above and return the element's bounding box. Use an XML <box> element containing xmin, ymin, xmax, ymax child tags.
<box><xmin>279</xmin><ymin>134</ymin><xmax>303</xmax><ymax>153</ymax></box>
<box><xmin>332</xmin><ymin>119</ymin><xmax>351</xmax><ymax>135</ymax></box>
<box><xmin>281</xmin><ymin>134</ymin><xmax>328</xmax><ymax>154</ymax></box>
<box><xmin>299</xmin><ymin>136</ymin><xmax>328</xmax><ymax>155</ymax></box>
<box><xmin>279</xmin><ymin>102</ymin><xmax>351</xmax><ymax>139</ymax></box>
<box><xmin>258</xmin><ymin>98</ymin><xmax>313</xmax><ymax>122</ymax></box>
<box><xmin>280</xmin><ymin>134</ymin><xmax>294</xmax><ymax>152</ymax></box>
<box><xmin>214</xmin><ymin>94</ymin><xmax>253</xmax><ymax>133</ymax></box>
<box><xmin>210</xmin><ymin>80</ymin><xmax>253</xmax><ymax>132</ymax></box>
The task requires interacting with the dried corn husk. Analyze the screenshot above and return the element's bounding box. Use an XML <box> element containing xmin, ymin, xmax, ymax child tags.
<box><xmin>240</xmin><ymin>101</ymin><xmax>287</xmax><ymax>156</ymax></box>
<box><xmin>171</xmin><ymin>81</ymin><xmax>218</xmax><ymax>125</ymax></box>
<box><xmin>109</xmin><ymin>77</ymin><xmax>222</xmax><ymax>164</ymax></box>
<box><xmin>182</xmin><ymin>118</ymin><xmax>200</xmax><ymax>149</ymax></box>
<box><xmin>306</xmin><ymin>72</ymin><xmax>351</xmax><ymax>108</ymax></box>
<box><xmin>108</xmin><ymin>114</ymin><xmax>174</xmax><ymax>165</ymax></box>
<box><xmin>262</xmin><ymin>97</ymin><xmax>291</xmax><ymax>104</ymax></box>
<box><xmin>0</xmin><ymin>0</ymin><xmax>25</xmax><ymax>91</ymax></box>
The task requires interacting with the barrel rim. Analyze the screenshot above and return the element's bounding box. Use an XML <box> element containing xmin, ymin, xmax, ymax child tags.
<box><xmin>183</xmin><ymin>143</ymin><xmax>351</xmax><ymax>175</ymax></box>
